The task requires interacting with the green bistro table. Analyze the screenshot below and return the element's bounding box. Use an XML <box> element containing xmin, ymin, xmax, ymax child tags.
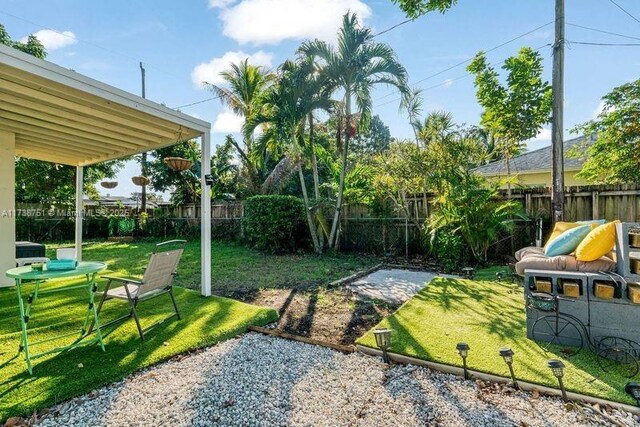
<box><xmin>5</xmin><ymin>261</ymin><xmax>108</xmax><ymax>374</ymax></box>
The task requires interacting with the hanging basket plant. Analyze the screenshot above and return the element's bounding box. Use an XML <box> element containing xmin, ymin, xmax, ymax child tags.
<box><xmin>131</xmin><ymin>176</ymin><xmax>151</xmax><ymax>186</ymax></box>
<box><xmin>164</xmin><ymin>157</ymin><xmax>193</xmax><ymax>172</ymax></box>
<box><xmin>100</xmin><ymin>181</ymin><xmax>118</xmax><ymax>189</ymax></box>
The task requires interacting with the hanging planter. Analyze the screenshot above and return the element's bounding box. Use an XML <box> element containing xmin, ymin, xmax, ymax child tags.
<box><xmin>100</xmin><ymin>181</ymin><xmax>118</xmax><ymax>189</ymax></box>
<box><xmin>131</xmin><ymin>176</ymin><xmax>151</xmax><ymax>186</ymax></box>
<box><xmin>164</xmin><ymin>157</ymin><xmax>193</xmax><ymax>172</ymax></box>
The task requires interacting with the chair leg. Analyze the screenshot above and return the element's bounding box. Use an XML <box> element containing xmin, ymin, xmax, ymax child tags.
<box><xmin>128</xmin><ymin>298</ymin><xmax>145</xmax><ymax>341</ymax></box>
<box><xmin>168</xmin><ymin>287</ymin><xmax>181</xmax><ymax>320</ymax></box>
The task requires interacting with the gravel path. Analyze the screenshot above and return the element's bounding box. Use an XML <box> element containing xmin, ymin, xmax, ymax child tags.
<box><xmin>347</xmin><ymin>269</ymin><xmax>457</xmax><ymax>304</ymax></box>
<box><xmin>36</xmin><ymin>333</ymin><xmax>639</xmax><ymax>427</ymax></box>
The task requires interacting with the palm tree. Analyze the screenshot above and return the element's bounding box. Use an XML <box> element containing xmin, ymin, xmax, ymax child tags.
<box><xmin>207</xmin><ymin>60</ymin><xmax>274</xmax><ymax>194</ymax></box>
<box><xmin>402</xmin><ymin>87</ymin><xmax>424</xmax><ymax>147</ymax></box>
<box><xmin>418</xmin><ymin>110</ymin><xmax>457</xmax><ymax>146</ymax></box>
<box><xmin>244</xmin><ymin>59</ymin><xmax>334</xmax><ymax>253</ymax></box>
<box><xmin>299</xmin><ymin>12</ymin><xmax>409</xmax><ymax>249</ymax></box>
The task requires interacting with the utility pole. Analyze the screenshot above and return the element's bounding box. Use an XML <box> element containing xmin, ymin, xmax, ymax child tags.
<box><xmin>551</xmin><ymin>0</ymin><xmax>565</xmax><ymax>222</ymax></box>
<box><xmin>140</xmin><ymin>62</ymin><xmax>147</xmax><ymax>213</ymax></box>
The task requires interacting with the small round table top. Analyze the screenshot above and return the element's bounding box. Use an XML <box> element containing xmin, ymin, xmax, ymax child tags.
<box><xmin>6</xmin><ymin>261</ymin><xmax>107</xmax><ymax>280</ymax></box>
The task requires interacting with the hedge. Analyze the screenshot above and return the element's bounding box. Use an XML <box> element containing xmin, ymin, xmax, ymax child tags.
<box><xmin>242</xmin><ymin>195</ymin><xmax>308</xmax><ymax>253</ymax></box>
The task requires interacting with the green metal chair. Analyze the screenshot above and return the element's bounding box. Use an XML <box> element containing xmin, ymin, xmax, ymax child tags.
<box><xmin>92</xmin><ymin>240</ymin><xmax>187</xmax><ymax>340</ymax></box>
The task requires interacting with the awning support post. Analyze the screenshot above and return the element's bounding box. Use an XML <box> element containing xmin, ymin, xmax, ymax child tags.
<box><xmin>200</xmin><ymin>133</ymin><xmax>212</xmax><ymax>296</ymax></box>
<box><xmin>75</xmin><ymin>166</ymin><xmax>83</xmax><ymax>262</ymax></box>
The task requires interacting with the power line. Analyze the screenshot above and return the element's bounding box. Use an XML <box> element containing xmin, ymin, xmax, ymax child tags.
<box><xmin>373</xmin><ymin>18</ymin><xmax>413</xmax><ymax>37</ymax></box>
<box><xmin>567</xmin><ymin>22</ymin><xmax>640</xmax><ymax>41</ymax></box>
<box><xmin>173</xmin><ymin>96</ymin><xmax>221</xmax><ymax>110</ymax></box>
<box><xmin>374</xmin><ymin>21</ymin><xmax>554</xmax><ymax>103</ymax></box>
<box><xmin>567</xmin><ymin>40</ymin><xmax>640</xmax><ymax>47</ymax></box>
<box><xmin>608</xmin><ymin>0</ymin><xmax>640</xmax><ymax>25</ymax></box>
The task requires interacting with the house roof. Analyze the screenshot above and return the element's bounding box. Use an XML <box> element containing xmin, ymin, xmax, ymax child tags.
<box><xmin>472</xmin><ymin>135</ymin><xmax>590</xmax><ymax>176</ymax></box>
<box><xmin>0</xmin><ymin>44</ymin><xmax>210</xmax><ymax>167</ymax></box>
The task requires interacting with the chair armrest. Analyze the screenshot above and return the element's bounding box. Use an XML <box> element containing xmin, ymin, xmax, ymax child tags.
<box><xmin>101</xmin><ymin>275</ymin><xmax>143</xmax><ymax>285</ymax></box>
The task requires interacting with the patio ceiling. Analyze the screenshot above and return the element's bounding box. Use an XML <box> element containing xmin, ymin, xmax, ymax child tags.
<box><xmin>0</xmin><ymin>43</ymin><xmax>210</xmax><ymax>166</ymax></box>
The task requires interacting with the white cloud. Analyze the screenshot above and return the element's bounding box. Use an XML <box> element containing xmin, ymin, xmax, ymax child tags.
<box><xmin>217</xmin><ymin>0</ymin><xmax>371</xmax><ymax>45</ymax></box>
<box><xmin>21</xmin><ymin>29</ymin><xmax>77</xmax><ymax>50</ymax></box>
<box><xmin>443</xmin><ymin>78</ymin><xmax>453</xmax><ymax>88</ymax></box>
<box><xmin>213</xmin><ymin>109</ymin><xmax>244</xmax><ymax>133</ymax></box>
<box><xmin>191</xmin><ymin>50</ymin><xmax>273</xmax><ymax>87</ymax></box>
<box><xmin>533</xmin><ymin>127</ymin><xmax>551</xmax><ymax>141</ymax></box>
<box><xmin>209</xmin><ymin>0</ymin><xmax>236</xmax><ymax>8</ymax></box>
<box><xmin>593</xmin><ymin>100</ymin><xmax>606</xmax><ymax>118</ymax></box>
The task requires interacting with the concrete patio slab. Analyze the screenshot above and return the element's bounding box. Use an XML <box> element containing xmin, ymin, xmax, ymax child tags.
<box><xmin>346</xmin><ymin>268</ymin><xmax>458</xmax><ymax>304</ymax></box>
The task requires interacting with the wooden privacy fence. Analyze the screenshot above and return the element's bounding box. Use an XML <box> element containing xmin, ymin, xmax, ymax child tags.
<box><xmin>339</xmin><ymin>184</ymin><xmax>640</xmax><ymax>257</ymax></box>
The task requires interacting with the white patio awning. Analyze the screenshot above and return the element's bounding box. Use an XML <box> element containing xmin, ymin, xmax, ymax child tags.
<box><xmin>0</xmin><ymin>43</ymin><xmax>209</xmax><ymax>166</ymax></box>
<box><xmin>0</xmin><ymin>44</ymin><xmax>212</xmax><ymax>296</ymax></box>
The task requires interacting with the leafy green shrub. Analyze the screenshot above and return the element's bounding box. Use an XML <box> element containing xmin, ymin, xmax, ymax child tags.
<box><xmin>108</xmin><ymin>216</ymin><xmax>135</xmax><ymax>237</ymax></box>
<box><xmin>242</xmin><ymin>195</ymin><xmax>307</xmax><ymax>253</ymax></box>
<box><xmin>428</xmin><ymin>227</ymin><xmax>466</xmax><ymax>272</ymax></box>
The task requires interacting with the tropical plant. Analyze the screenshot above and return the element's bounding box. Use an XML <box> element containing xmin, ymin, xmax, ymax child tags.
<box><xmin>299</xmin><ymin>12</ymin><xmax>410</xmax><ymax>248</ymax></box>
<box><xmin>417</xmin><ymin>110</ymin><xmax>456</xmax><ymax>147</ymax></box>
<box><xmin>207</xmin><ymin>59</ymin><xmax>274</xmax><ymax>194</ymax></box>
<box><xmin>351</xmin><ymin>115</ymin><xmax>392</xmax><ymax>155</ymax></box>
<box><xmin>467</xmin><ymin>47</ymin><xmax>552</xmax><ymax>197</ymax></box>
<box><xmin>244</xmin><ymin>58</ymin><xmax>334</xmax><ymax>253</ymax></box>
<box><xmin>401</xmin><ymin>87</ymin><xmax>424</xmax><ymax>146</ymax></box>
<box><xmin>570</xmin><ymin>77</ymin><xmax>640</xmax><ymax>184</ymax></box>
<box><xmin>427</xmin><ymin>174</ymin><xmax>523</xmax><ymax>263</ymax></box>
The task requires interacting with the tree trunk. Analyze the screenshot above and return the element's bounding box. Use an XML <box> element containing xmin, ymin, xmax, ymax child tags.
<box><xmin>299</xmin><ymin>165</ymin><xmax>321</xmax><ymax>254</ymax></box>
<box><xmin>505</xmin><ymin>150</ymin><xmax>512</xmax><ymax>199</ymax></box>
<box><xmin>309</xmin><ymin>113</ymin><xmax>325</xmax><ymax>248</ymax></box>
<box><xmin>329</xmin><ymin>91</ymin><xmax>351</xmax><ymax>248</ymax></box>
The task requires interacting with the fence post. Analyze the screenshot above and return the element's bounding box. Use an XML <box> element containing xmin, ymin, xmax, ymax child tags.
<box><xmin>405</xmin><ymin>217</ymin><xmax>409</xmax><ymax>259</ymax></box>
<box><xmin>592</xmin><ymin>190</ymin><xmax>599</xmax><ymax>219</ymax></box>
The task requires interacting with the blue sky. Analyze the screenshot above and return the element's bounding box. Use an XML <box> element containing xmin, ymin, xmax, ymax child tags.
<box><xmin>2</xmin><ymin>0</ymin><xmax>639</xmax><ymax>199</ymax></box>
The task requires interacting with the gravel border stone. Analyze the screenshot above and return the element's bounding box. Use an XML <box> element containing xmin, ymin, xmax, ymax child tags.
<box><xmin>33</xmin><ymin>333</ymin><xmax>640</xmax><ymax>427</ymax></box>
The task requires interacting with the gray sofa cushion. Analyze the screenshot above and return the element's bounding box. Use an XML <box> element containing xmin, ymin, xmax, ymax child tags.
<box><xmin>515</xmin><ymin>246</ymin><xmax>617</xmax><ymax>275</ymax></box>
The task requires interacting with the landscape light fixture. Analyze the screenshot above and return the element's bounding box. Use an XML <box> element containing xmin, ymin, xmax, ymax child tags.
<box><xmin>547</xmin><ymin>359</ymin><xmax>567</xmax><ymax>401</ymax></box>
<box><xmin>625</xmin><ymin>382</ymin><xmax>640</xmax><ymax>406</ymax></box>
<box><xmin>499</xmin><ymin>347</ymin><xmax>518</xmax><ymax>388</ymax></box>
<box><xmin>456</xmin><ymin>342</ymin><xmax>470</xmax><ymax>379</ymax></box>
<box><xmin>373</xmin><ymin>329</ymin><xmax>392</xmax><ymax>364</ymax></box>
<box><xmin>462</xmin><ymin>267</ymin><xmax>475</xmax><ymax>280</ymax></box>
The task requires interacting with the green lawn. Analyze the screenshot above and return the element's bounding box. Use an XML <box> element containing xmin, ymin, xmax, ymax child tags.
<box><xmin>56</xmin><ymin>239</ymin><xmax>377</xmax><ymax>295</ymax></box>
<box><xmin>0</xmin><ymin>271</ymin><xmax>278</xmax><ymax>420</ymax></box>
<box><xmin>357</xmin><ymin>269</ymin><xmax>635</xmax><ymax>405</ymax></box>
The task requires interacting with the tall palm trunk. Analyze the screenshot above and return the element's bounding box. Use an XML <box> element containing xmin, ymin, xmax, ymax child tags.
<box><xmin>299</xmin><ymin>164</ymin><xmax>321</xmax><ymax>254</ymax></box>
<box><xmin>329</xmin><ymin>91</ymin><xmax>351</xmax><ymax>248</ymax></box>
<box><xmin>309</xmin><ymin>113</ymin><xmax>325</xmax><ymax>248</ymax></box>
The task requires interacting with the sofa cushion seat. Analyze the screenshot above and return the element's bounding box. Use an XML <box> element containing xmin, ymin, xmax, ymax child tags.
<box><xmin>514</xmin><ymin>246</ymin><xmax>617</xmax><ymax>276</ymax></box>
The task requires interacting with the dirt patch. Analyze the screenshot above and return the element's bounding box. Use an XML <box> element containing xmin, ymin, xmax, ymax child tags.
<box><xmin>228</xmin><ymin>287</ymin><xmax>399</xmax><ymax>346</ymax></box>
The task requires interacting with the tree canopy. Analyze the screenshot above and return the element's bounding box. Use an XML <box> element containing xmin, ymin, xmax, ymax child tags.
<box><xmin>571</xmin><ymin>78</ymin><xmax>640</xmax><ymax>184</ymax></box>
<box><xmin>391</xmin><ymin>0</ymin><xmax>457</xmax><ymax>19</ymax></box>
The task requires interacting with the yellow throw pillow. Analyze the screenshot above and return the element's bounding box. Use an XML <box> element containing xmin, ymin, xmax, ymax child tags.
<box><xmin>544</xmin><ymin>222</ymin><xmax>579</xmax><ymax>249</ymax></box>
<box><xmin>575</xmin><ymin>220</ymin><xmax>621</xmax><ymax>262</ymax></box>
